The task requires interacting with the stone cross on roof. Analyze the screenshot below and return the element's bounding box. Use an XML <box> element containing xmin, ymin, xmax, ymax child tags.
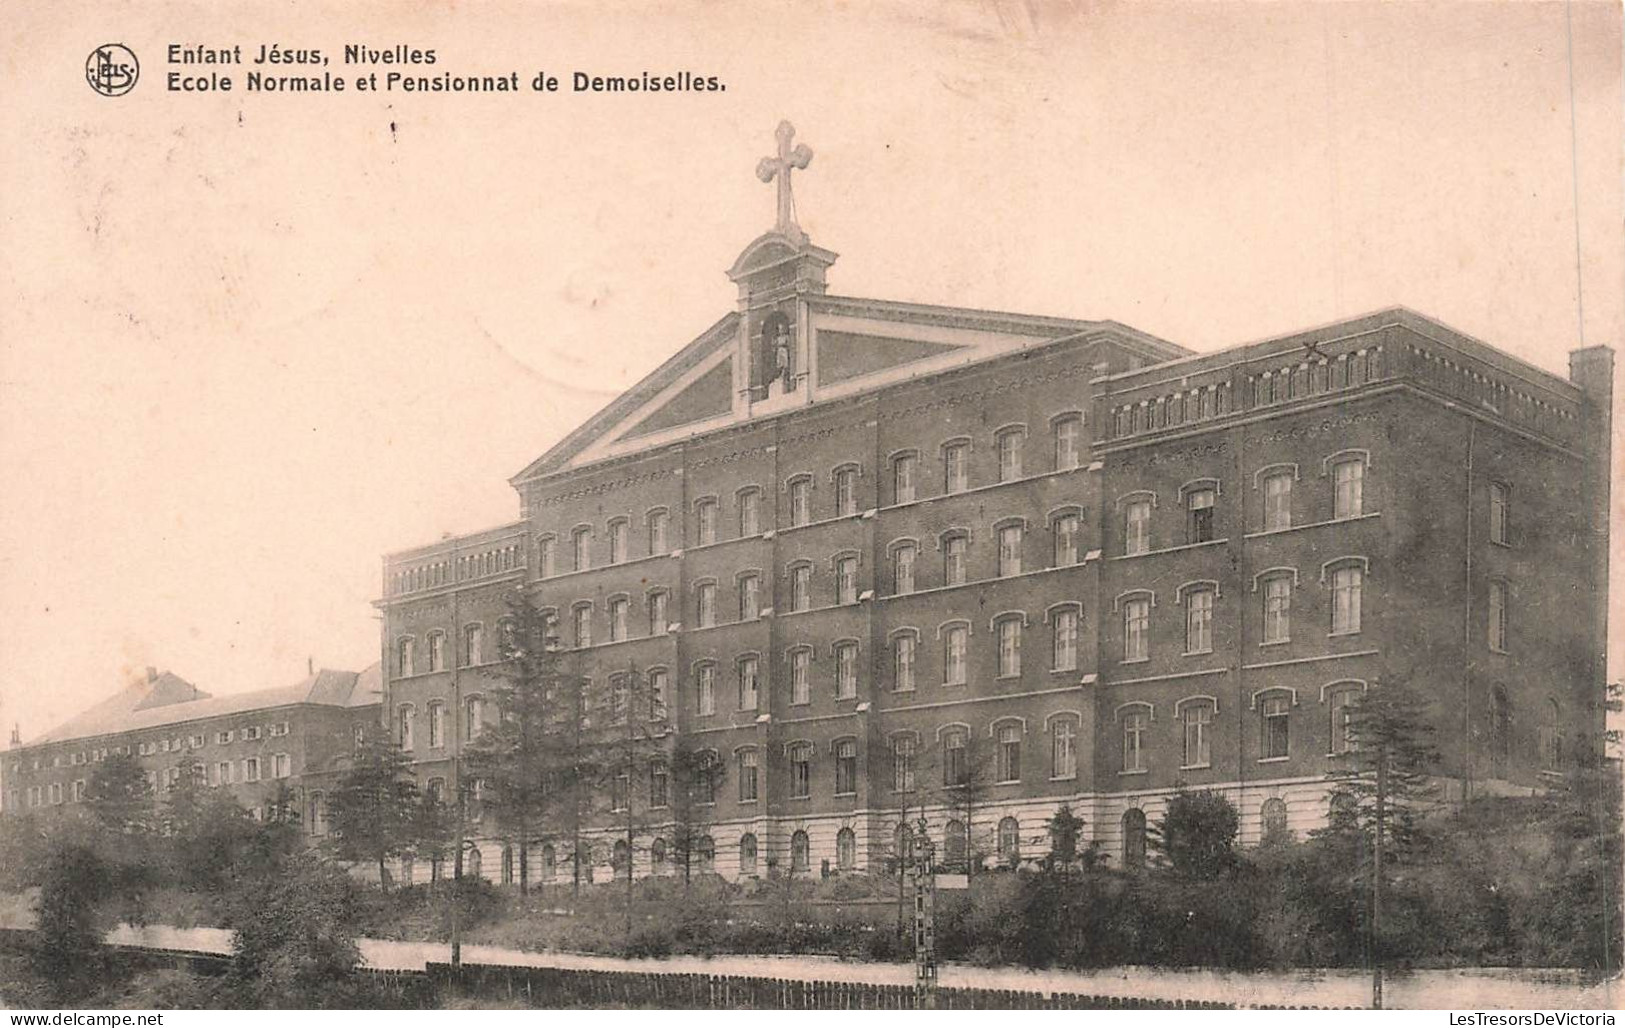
<box><xmin>756</xmin><ymin>120</ymin><xmax>813</xmax><ymax>241</ymax></box>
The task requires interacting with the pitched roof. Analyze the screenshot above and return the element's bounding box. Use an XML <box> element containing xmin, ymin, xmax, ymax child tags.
<box><xmin>26</xmin><ymin>663</ymin><xmax>382</xmax><ymax>747</ymax></box>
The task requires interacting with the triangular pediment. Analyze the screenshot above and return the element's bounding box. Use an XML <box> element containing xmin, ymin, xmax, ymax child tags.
<box><xmin>622</xmin><ymin>356</ymin><xmax>735</xmax><ymax>439</ymax></box>
<box><xmin>816</xmin><ymin>330</ymin><xmax>969</xmax><ymax>386</ymax></box>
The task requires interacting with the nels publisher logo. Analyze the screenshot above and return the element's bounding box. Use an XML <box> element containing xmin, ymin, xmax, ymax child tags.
<box><xmin>85</xmin><ymin>44</ymin><xmax>139</xmax><ymax>96</ymax></box>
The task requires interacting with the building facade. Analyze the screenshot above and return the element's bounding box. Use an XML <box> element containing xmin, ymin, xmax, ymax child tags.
<box><xmin>377</xmin><ymin>132</ymin><xmax>1612</xmax><ymax>885</ymax></box>
<box><xmin>2</xmin><ymin>665</ymin><xmax>381</xmax><ymax>836</ymax></box>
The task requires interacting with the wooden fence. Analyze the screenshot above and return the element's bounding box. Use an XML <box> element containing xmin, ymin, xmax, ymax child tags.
<box><xmin>424</xmin><ymin>962</ymin><xmax>1234</xmax><ymax>1010</ymax></box>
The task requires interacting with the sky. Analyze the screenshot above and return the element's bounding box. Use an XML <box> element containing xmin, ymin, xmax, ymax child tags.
<box><xmin>1</xmin><ymin>0</ymin><xmax>1621</xmax><ymax>743</ymax></box>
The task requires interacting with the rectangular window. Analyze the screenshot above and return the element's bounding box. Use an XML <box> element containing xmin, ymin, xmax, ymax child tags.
<box><xmin>609</xmin><ymin>598</ymin><xmax>628</xmax><ymax>642</ymax></box>
<box><xmin>695</xmin><ymin>500</ymin><xmax>718</xmax><ymax>546</ymax></box>
<box><xmin>1490</xmin><ymin>482</ymin><xmax>1510</xmax><ymax>545</ymax></box>
<box><xmin>944</xmin><ymin>626</ymin><xmax>968</xmax><ymax>685</ymax></box>
<box><xmin>1122</xmin><ymin>713</ymin><xmax>1147</xmax><ymax>772</ymax></box>
<box><xmin>1053</xmin><ymin>513</ymin><xmax>1079</xmax><ymax>567</ymax></box>
<box><xmin>1262</xmin><ymin>695</ymin><xmax>1290</xmax><ymax>759</ymax></box>
<box><xmin>1183</xmin><ymin>705</ymin><xmax>1213</xmax><ymax>767</ymax></box>
<box><xmin>835</xmin><ymin>739</ymin><xmax>857</xmax><ymax>794</ymax></box>
<box><xmin>696</xmin><ymin>665</ymin><xmax>716</xmax><ymax>716</ymax></box>
<box><xmin>1330</xmin><ymin>688</ymin><xmax>1357</xmax><ymax>755</ymax></box>
<box><xmin>944</xmin><ymin>442</ymin><xmax>970</xmax><ymax>494</ymax></box>
<box><xmin>894</xmin><ymin>634</ymin><xmax>916</xmax><ymax>691</ymax></box>
<box><xmin>428</xmin><ymin>704</ymin><xmax>445</xmax><ymax>748</ymax></box>
<box><xmin>696</xmin><ymin>583</ymin><xmax>717</xmax><ymax>628</ymax></box>
<box><xmin>893</xmin><ymin>454</ymin><xmax>917</xmax><ymax>504</ymax></box>
<box><xmin>738</xmin><ymin>656</ymin><xmax>759</xmax><ymax>710</ymax></box>
<box><xmin>427</xmin><ymin>633</ymin><xmax>445</xmax><ymax>672</ymax></box>
<box><xmin>244</xmin><ymin>757</ymin><xmax>261</xmax><ymax>782</ymax></box>
<box><xmin>893</xmin><ymin>736</ymin><xmax>916</xmax><ymax>792</ymax></box>
<box><xmin>739</xmin><ymin>490</ymin><xmax>761</xmax><ymax>536</ymax></box>
<box><xmin>1052</xmin><ymin>719</ymin><xmax>1077</xmax><ymax>778</ymax></box>
<box><xmin>464</xmin><ymin>623</ymin><xmax>484</xmax><ymax>665</ymax></box>
<box><xmin>997</xmin><ymin>618</ymin><xmax>1021</xmax><ymax>677</ymax></box>
<box><xmin>1334</xmin><ymin>460</ymin><xmax>1364</xmax><ymax>519</ymax></box>
<box><xmin>273</xmin><ymin>753</ymin><xmax>291</xmax><ymax>779</ymax></box>
<box><xmin>647</xmin><ymin>591</ymin><xmax>668</xmax><ymax>635</ymax></box>
<box><xmin>573</xmin><ymin>606</ymin><xmax>592</xmax><ymax>648</ymax></box>
<box><xmin>836</xmin><ymin>556</ymin><xmax>858</xmax><ymax>604</ymax></box>
<box><xmin>650</xmin><ymin>763</ymin><xmax>669</xmax><ymax>808</ymax></box>
<box><xmin>893</xmin><ymin>544</ymin><xmax>916</xmax><ymax>594</ymax></box>
<box><xmin>790</xmin><ymin>745</ymin><xmax>811</xmax><ymax>798</ymax></box>
<box><xmin>997</xmin><ymin>431</ymin><xmax>1023</xmax><ymax>482</ymax></box>
<box><xmin>836</xmin><ymin>642</ymin><xmax>858</xmax><ymax>698</ymax></box>
<box><xmin>464</xmin><ymin>696</ymin><xmax>483</xmax><ymax>741</ymax></box>
<box><xmin>790</xmin><ymin>649</ymin><xmax>810</xmax><ymax>704</ymax></box>
<box><xmin>649</xmin><ymin>668</ymin><xmax>668</xmax><ymax>720</ymax></box>
<box><xmin>738</xmin><ymin>749</ymin><xmax>759</xmax><ymax>802</ymax></box>
<box><xmin>217</xmin><ymin>730</ymin><xmax>233</xmax><ymax>745</ymax></box>
<box><xmin>997</xmin><ymin>524</ymin><xmax>1023</xmax><ymax>577</ymax></box>
<box><xmin>739</xmin><ymin>574</ymin><xmax>761</xmax><ymax>620</ymax></box>
<box><xmin>573</xmin><ymin>527</ymin><xmax>592</xmax><ymax>571</ymax></box>
<box><xmin>1053</xmin><ymin>608</ymin><xmax>1078</xmax><ymax>672</ymax></box>
<box><xmin>1054</xmin><ymin>416</ymin><xmax>1082</xmax><ymax>471</ymax></box>
<box><xmin>997</xmin><ymin>725</ymin><xmax>1021</xmax><ymax>782</ymax></box>
<box><xmin>610</xmin><ymin>773</ymin><xmax>629</xmax><ymax>812</ymax></box>
<box><xmin>944</xmin><ymin>535</ymin><xmax>968</xmax><ymax>586</ymax></box>
<box><xmin>1187</xmin><ymin>488</ymin><xmax>1216</xmax><ymax>544</ymax></box>
<box><xmin>538</xmin><ymin>537</ymin><xmax>556</xmax><ymax>578</ymax></box>
<box><xmin>1263</xmin><ymin>576</ymin><xmax>1292</xmax><ymax>644</ymax></box>
<box><xmin>1185</xmin><ymin>588</ymin><xmax>1214</xmax><ymax>654</ymax></box>
<box><xmin>1124</xmin><ymin>598</ymin><xmax>1150</xmax><ymax>661</ymax></box>
<box><xmin>1331</xmin><ymin>566</ymin><xmax>1363</xmax><ymax>634</ymax></box>
<box><xmin>1488</xmin><ymin>579</ymin><xmax>1508</xmax><ymax>652</ymax></box>
<box><xmin>217</xmin><ymin>761</ymin><xmax>233</xmax><ymax>785</ymax></box>
<box><xmin>1263</xmin><ymin>473</ymin><xmax>1292</xmax><ymax>531</ymax></box>
<box><xmin>790</xmin><ymin>564</ymin><xmax>812</xmax><ymax>611</ymax></box>
<box><xmin>834</xmin><ymin>467</ymin><xmax>859</xmax><ymax>516</ymax></box>
<box><xmin>944</xmin><ymin>732</ymin><xmax>967</xmax><ymax>786</ymax></box>
<box><xmin>789</xmin><ymin>478</ymin><xmax>811</xmax><ymax>526</ymax></box>
<box><xmin>1125</xmin><ymin>500</ymin><xmax>1151</xmax><ymax>555</ymax></box>
<box><xmin>648</xmin><ymin>510</ymin><xmax>669</xmax><ymax>555</ymax></box>
<box><xmin>609</xmin><ymin>520</ymin><xmax>628</xmax><ymax>564</ymax></box>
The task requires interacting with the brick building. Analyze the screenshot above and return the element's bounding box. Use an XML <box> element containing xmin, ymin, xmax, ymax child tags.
<box><xmin>377</xmin><ymin>126</ymin><xmax>1612</xmax><ymax>884</ymax></box>
<box><xmin>2</xmin><ymin>664</ymin><xmax>382</xmax><ymax>836</ymax></box>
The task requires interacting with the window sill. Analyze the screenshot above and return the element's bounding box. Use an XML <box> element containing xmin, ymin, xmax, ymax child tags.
<box><xmin>1182</xmin><ymin>649</ymin><xmax>1214</xmax><ymax>658</ymax></box>
<box><xmin>737</xmin><ymin>798</ymin><xmax>758</xmax><ymax>805</ymax></box>
<box><xmin>1051</xmin><ymin>666</ymin><xmax>1079</xmax><ymax>675</ymax></box>
<box><xmin>788</xmin><ymin>795</ymin><xmax>811</xmax><ymax>802</ymax></box>
<box><xmin>1118</xmin><ymin>769</ymin><xmax>1148</xmax><ymax>777</ymax></box>
<box><xmin>1328</xmin><ymin>629</ymin><xmax>1362</xmax><ymax>638</ymax></box>
<box><xmin>1257</xmin><ymin>756</ymin><xmax>1290</xmax><ymax>764</ymax></box>
<box><xmin>1179</xmin><ymin>763</ymin><xmax>1212</xmax><ymax>771</ymax></box>
<box><xmin>1259</xmin><ymin>639</ymin><xmax>1291</xmax><ymax>648</ymax></box>
<box><xmin>943</xmin><ymin>680</ymin><xmax>968</xmax><ymax>688</ymax></box>
<box><xmin>1120</xmin><ymin>657</ymin><xmax>1150</xmax><ymax>666</ymax></box>
<box><xmin>1490</xmin><ymin>539</ymin><xmax>1513</xmax><ymax>549</ymax></box>
<box><xmin>996</xmin><ymin>673</ymin><xmax>1021</xmax><ymax>682</ymax></box>
<box><xmin>833</xmin><ymin>790</ymin><xmax>857</xmax><ymax>798</ymax></box>
<box><xmin>1113</xmin><ymin>538</ymin><xmax>1231</xmax><ymax>561</ymax></box>
<box><xmin>1048</xmin><ymin>775</ymin><xmax>1078</xmax><ymax>783</ymax></box>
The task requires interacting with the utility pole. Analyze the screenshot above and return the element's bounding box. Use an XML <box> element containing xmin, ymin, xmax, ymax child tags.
<box><xmin>910</xmin><ymin>819</ymin><xmax>937</xmax><ymax>1010</ymax></box>
<box><xmin>451</xmin><ymin>767</ymin><xmax>465</xmax><ymax>969</ymax></box>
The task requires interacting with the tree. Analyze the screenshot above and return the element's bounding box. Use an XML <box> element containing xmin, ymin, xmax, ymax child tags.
<box><xmin>1319</xmin><ymin>673</ymin><xmax>1441</xmax><ymax>1008</ymax></box>
<box><xmin>84</xmin><ymin>752</ymin><xmax>154</xmax><ymax>835</ymax></box>
<box><xmin>327</xmin><ymin>725</ymin><xmax>419</xmax><ymax>892</ymax></box>
<box><xmin>464</xmin><ymin>590</ymin><xmax>561</xmax><ymax>896</ymax></box>
<box><xmin>1151</xmin><ymin>788</ymin><xmax>1239</xmax><ymax>879</ymax></box>
<box><xmin>225</xmin><ymin>853</ymin><xmax>366</xmax><ymax>1008</ymax></box>
<box><xmin>664</xmin><ymin>739</ymin><xmax>725</xmax><ymax>890</ymax></box>
<box><xmin>28</xmin><ymin>842</ymin><xmax>113</xmax><ymax>1001</ymax></box>
<box><xmin>1044</xmin><ymin>804</ymin><xmax>1086</xmax><ymax>872</ymax></box>
<box><xmin>932</xmin><ymin>731</ymin><xmax>998</xmax><ymax>874</ymax></box>
<box><xmin>589</xmin><ymin>662</ymin><xmax>669</xmax><ymax>938</ymax></box>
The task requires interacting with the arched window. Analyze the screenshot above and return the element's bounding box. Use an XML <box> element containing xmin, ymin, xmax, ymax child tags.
<box><xmin>788</xmin><ymin>561</ymin><xmax>813</xmax><ymax>612</ymax></box>
<box><xmin>1051</xmin><ymin>509</ymin><xmax>1081</xmax><ymax>567</ymax></box>
<box><xmin>943</xmin><ymin>439</ymin><xmax>971</xmax><ymax>493</ymax></box>
<box><xmin>891</xmin><ymin>732</ymin><xmax>918</xmax><ymax>792</ymax></box>
<box><xmin>398</xmin><ymin>704</ymin><xmax>416</xmax><ymax>752</ymax></box>
<box><xmin>1539</xmin><ymin>698</ymin><xmax>1563</xmax><ymax>772</ymax></box>
<box><xmin>995</xmin><ymin>426</ymin><xmax>1025</xmax><ymax>482</ymax></box>
<box><xmin>995</xmin><ymin>614</ymin><xmax>1022</xmax><ymax>677</ymax></box>
<box><xmin>1490</xmin><ymin>686</ymin><xmax>1511</xmax><ymax>777</ymax></box>
<box><xmin>427</xmin><ymin>631</ymin><xmax>446</xmax><ymax>672</ymax></box>
<box><xmin>892</xmin><ymin>540</ymin><xmax>918</xmax><ymax>594</ymax></box>
<box><xmin>647</xmin><ymin>589</ymin><xmax>669</xmax><ymax>636</ymax></box>
<box><xmin>696</xmin><ymin>835</ymin><xmax>715</xmax><ymax>872</ymax></box>
<box><xmin>646</xmin><ymin>508</ymin><xmax>670</xmax><ymax>555</ymax></box>
<box><xmin>737</xmin><ymin>746</ymin><xmax>759</xmax><ymax>802</ymax></box>
<box><xmin>427</xmin><ymin>701</ymin><xmax>446</xmax><ymax>748</ymax></box>
<box><xmin>1260</xmin><ymin>690</ymin><xmax>1292</xmax><ymax>759</ymax></box>
<box><xmin>608</xmin><ymin>597</ymin><xmax>629</xmax><ymax>642</ymax></box>
<box><xmin>738</xmin><ymin>572</ymin><xmax>762</xmax><ymax>620</ymax></box>
<box><xmin>537</xmin><ymin>535</ymin><xmax>557</xmax><ymax>578</ymax></box>
<box><xmin>834</xmin><ymin>640</ymin><xmax>859</xmax><ymax>698</ymax></box>
<box><xmin>995</xmin><ymin>721</ymin><xmax>1022</xmax><ymax>782</ymax></box>
<box><xmin>650</xmin><ymin>837</ymin><xmax>666</xmax><ymax>868</ymax></box>
<box><xmin>501</xmin><ymin>845</ymin><xmax>514</xmax><ymax>885</ymax></box>
<box><xmin>787</xmin><ymin>475</ymin><xmax>813</xmax><ymax>527</ymax></box>
<box><xmin>737</xmin><ymin>655</ymin><xmax>760</xmax><ymax>711</ymax></box>
<box><xmin>996</xmin><ymin>521</ymin><xmax>1024</xmax><ymax>577</ymax></box>
<box><xmin>836</xmin><ymin>827</ymin><xmax>856</xmax><ymax>871</ymax></box>
<box><xmin>1328</xmin><ymin>684</ymin><xmax>1361</xmax><ymax>755</ymax></box>
<box><xmin>790</xmin><ymin>830</ymin><xmax>810</xmax><ymax>873</ymax></box>
<box><xmin>466</xmin><ymin>846</ymin><xmax>482</xmax><ymax>880</ymax></box>
<box><xmin>463</xmin><ymin>623</ymin><xmax>484</xmax><ymax>666</ymax></box>
<box><xmin>1180</xmin><ymin>698</ymin><xmax>1216</xmax><ymax>768</ymax></box>
<box><xmin>396</xmin><ymin>636</ymin><xmax>415</xmax><ymax>677</ymax></box>
<box><xmin>608</xmin><ymin>518</ymin><xmax>630</xmax><ymax>565</ymax></box>
<box><xmin>1050</xmin><ymin>715</ymin><xmax>1078</xmax><ymax>779</ymax></box>
<box><xmin>571</xmin><ymin>526</ymin><xmax>593</xmax><ymax>572</ymax></box>
<box><xmin>833</xmin><ymin>464</ymin><xmax>860</xmax><ymax>517</ymax></box>
<box><xmin>694</xmin><ymin>662</ymin><xmax>716</xmax><ymax>717</ymax></box>
<box><xmin>739</xmin><ymin>833</ymin><xmax>758</xmax><ymax>876</ymax></box>
<box><xmin>997</xmin><ymin>816</ymin><xmax>1020</xmax><ymax>865</ymax></box>
<box><xmin>695</xmin><ymin>581</ymin><xmax>718</xmax><ymax>628</ymax></box>
<box><xmin>944</xmin><ymin>820</ymin><xmax>968</xmax><ymax>871</ymax></box>
<box><xmin>1261</xmin><ymin>798</ymin><xmax>1290</xmax><ymax>844</ymax></box>
<box><xmin>941</xmin><ymin>726</ymin><xmax>969</xmax><ymax>786</ymax></box>
<box><xmin>942</xmin><ymin>530</ymin><xmax>969</xmax><ymax>586</ymax></box>
<box><xmin>942</xmin><ymin>622</ymin><xmax>969</xmax><ymax>685</ymax></box>
<box><xmin>542</xmin><ymin>844</ymin><xmax>557</xmax><ymax>881</ymax></box>
<box><xmin>612</xmin><ymin>840</ymin><xmax>630</xmax><ymax>880</ymax></box>
<box><xmin>1122</xmin><ymin>809</ymin><xmax>1147</xmax><ymax>868</ymax></box>
<box><xmin>738</xmin><ymin>487</ymin><xmax>762</xmax><ymax>536</ymax></box>
<box><xmin>834</xmin><ymin>738</ymin><xmax>858</xmax><ymax>794</ymax></box>
<box><xmin>1053</xmin><ymin>413</ymin><xmax>1083</xmax><ymax>472</ymax></box>
<box><xmin>788</xmin><ymin>742</ymin><xmax>813</xmax><ymax>798</ymax></box>
<box><xmin>694</xmin><ymin>497</ymin><xmax>719</xmax><ymax>546</ymax></box>
<box><xmin>892</xmin><ymin>631</ymin><xmax>917</xmax><ymax>692</ymax></box>
<box><xmin>892</xmin><ymin>451</ymin><xmax>918</xmax><ymax>504</ymax></box>
<box><xmin>572</xmin><ymin>603</ymin><xmax>593</xmax><ymax>648</ymax></box>
<box><xmin>464</xmin><ymin>694</ymin><xmax>484</xmax><ymax>742</ymax></box>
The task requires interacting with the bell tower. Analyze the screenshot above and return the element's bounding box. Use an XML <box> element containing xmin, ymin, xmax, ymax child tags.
<box><xmin>727</xmin><ymin>120</ymin><xmax>837</xmax><ymax>407</ymax></box>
